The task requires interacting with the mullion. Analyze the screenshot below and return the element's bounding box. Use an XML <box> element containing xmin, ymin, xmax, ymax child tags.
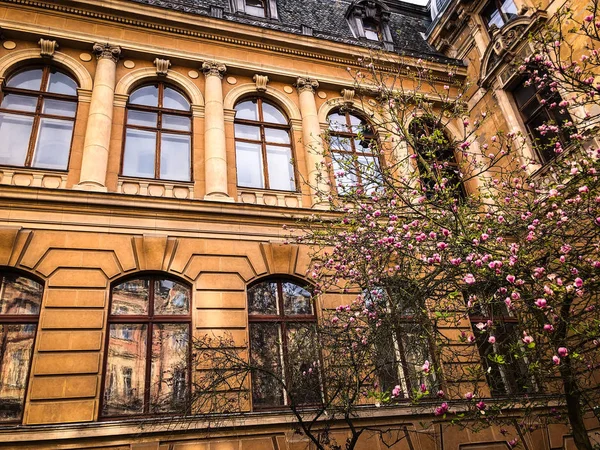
<box><xmin>257</xmin><ymin>100</ymin><xmax>271</xmax><ymax>189</ymax></box>
<box><xmin>144</xmin><ymin>278</ymin><xmax>155</xmax><ymax>414</ymax></box>
<box><xmin>24</xmin><ymin>67</ymin><xmax>49</xmax><ymax>167</ymax></box>
<box><xmin>156</xmin><ymin>84</ymin><xmax>164</xmax><ymax>179</ymax></box>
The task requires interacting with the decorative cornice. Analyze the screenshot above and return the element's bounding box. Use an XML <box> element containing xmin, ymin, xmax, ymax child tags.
<box><xmin>202</xmin><ymin>61</ymin><xmax>226</xmax><ymax>79</ymax></box>
<box><xmin>154</xmin><ymin>57</ymin><xmax>171</xmax><ymax>76</ymax></box>
<box><xmin>253</xmin><ymin>74</ymin><xmax>269</xmax><ymax>92</ymax></box>
<box><xmin>38</xmin><ymin>38</ymin><xmax>58</xmax><ymax>57</ymax></box>
<box><xmin>295</xmin><ymin>77</ymin><xmax>319</xmax><ymax>94</ymax></box>
<box><xmin>0</xmin><ymin>0</ymin><xmax>462</xmax><ymax>82</ymax></box>
<box><xmin>92</xmin><ymin>42</ymin><xmax>121</xmax><ymax>63</ymax></box>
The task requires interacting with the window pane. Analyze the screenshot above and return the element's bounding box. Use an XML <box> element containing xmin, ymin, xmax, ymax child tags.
<box><xmin>154</xmin><ymin>279</ymin><xmax>190</xmax><ymax>315</ymax></box>
<box><xmin>130</xmin><ymin>85</ymin><xmax>159</xmax><ymax>107</ymax></box>
<box><xmin>355</xmin><ymin>138</ymin><xmax>372</xmax><ymax>153</ymax></box>
<box><xmin>42</xmin><ymin>99</ymin><xmax>77</xmax><ymax>118</ymax></box>
<box><xmin>163</xmin><ymin>87</ymin><xmax>190</xmax><ymax>111</ymax></box>
<box><xmin>0</xmin><ymin>113</ymin><xmax>33</xmax><ymax>167</ymax></box>
<box><xmin>236</xmin><ymin>141</ymin><xmax>264</xmax><ymax>188</ymax></box>
<box><xmin>286</xmin><ymin>324</ymin><xmax>321</xmax><ymax>404</ymax></box>
<box><xmin>501</xmin><ymin>0</ymin><xmax>518</xmax><ymax>20</ymax></box>
<box><xmin>0</xmin><ymin>324</ymin><xmax>35</xmax><ymax>422</ymax></box>
<box><xmin>330</xmin><ymin>135</ymin><xmax>352</xmax><ymax>151</ymax></box>
<box><xmin>266</xmin><ymin>145</ymin><xmax>295</xmax><ymax>191</ymax></box>
<box><xmin>332</xmin><ymin>153</ymin><xmax>358</xmax><ymax>193</ymax></box>
<box><xmin>246</xmin><ymin>0</ymin><xmax>266</xmax><ymax>17</ymax></box>
<box><xmin>357</xmin><ymin>155</ymin><xmax>382</xmax><ymax>194</ymax></box>
<box><xmin>127</xmin><ymin>110</ymin><xmax>157</xmax><ymax>127</ymax></box>
<box><xmin>282</xmin><ymin>282</ymin><xmax>312</xmax><ymax>315</ymax></box>
<box><xmin>262</xmin><ymin>103</ymin><xmax>287</xmax><ymax>124</ymax></box>
<box><xmin>328</xmin><ymin>113</ymin><xmax>347</xmax><ymax>131</ymax></box>
<box><xmin>122</xmin><ymin>129</ymin><xmax>157</xmax><ymax>178</ymax></box>
<box><xmin>399</xmin><ymin>323</ymin><xmax>435</xmax><ymax>392</ymax></box>
<box><xmin>111</xmin><ymin>279</ymin><xmax>150</xmax><ymax>315</ymax></box>
<box><xmin>250</xmin><ymin>323</ymin><xmax>284</xmax><ymax>407</ymax></box>
<box><xmin>235</xmin><ymin>124</ymin><xmax>260</xmax><ymax>141</ymax></box>
<box><xmin>248</xmin><ymin>282</ymin><xmax>279</xmax><ymax>315</ymax></box>
<box><xmin>0</xmin><ymin>275</ymin><xmax>43</xmax><ymax>315</ymax></box>
<box><xmin>162</xmin><ymin>114</ymin><xmax>191</xmax><ymax>132</ymax></box>
<box><xmin>0</xmin><ymin>94</ymin><xmax>38</xmax><ymax>112</ymax></box>
<box><xmin>264</xmin><ymin>128</ymin><xmax>290</xmax><ymax>144</ymax></box>
<box><xmin>47</xmin><ymin>70</ymin><xmax>78</xmax><ymax>96</ymax></box>
<box><xmin>150</xmin><ymin>323</ymin><xmax>189</xmax><ymax>413</ymax></box>
<box><xmin>235</xmin><ymin>101</ymin><xmax>258</xmax><ymax>121</ymax></box>
<box><xmin>31</xmin><ymin>118</ymin><xmax>73</xmax><ymax>170</ymax></box>
<box><xmin>7</xmin><ymin>69</ymin><xmax>42</xmax><ymax>91</ymax></box>
<box><xmin>160</xmin><ymin>133</ymin><xmax>191</xmax><ymax>181</ymax></box>
<box><xmin>103</xmin><ymin>324</ymin><xmax>148</xmax><ymax>416</ymax></box>
<box><xmin>374</xmin><ymin>326</ymin><xmax>401</xmax><ymax>393</ymax></box>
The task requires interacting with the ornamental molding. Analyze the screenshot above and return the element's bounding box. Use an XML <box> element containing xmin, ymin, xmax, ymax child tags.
<box><xmin>38</xmin><ymin>38</ymin><xmax>58</xmax><ymax>57</ymax></box>
<box><xmin>341</xmin><ymin>88</ymin><xmax>355</xmax><ymax>104</ymax></box>
<box><xmin>295</xmin><ymin>77</ymin><xmax>319</xmax><ymax>94</ymax></box>
<box><xmin>202</xmin><ymin>61</ymin><xmax>226</xmax><ymax>79</ymax></box>
<box><xmin>154</xmin><ymin>57</ymin><xmax>171</xmax><ymax>76</ymax></box>
<box><xmin>92</xmin><ymin>43</ymin><xmax>122</xmax><ymax>63</ymax></box>
<box><xmin>253</xmin><ymin>74</ymin><xmax>269</xmax><ymax>92</ymax></box>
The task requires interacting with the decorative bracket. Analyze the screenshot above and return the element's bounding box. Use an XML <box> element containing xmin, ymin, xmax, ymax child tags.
<box><xmin>253</xmin><ymin>74</ymin><xmax>269</xmax><ymax>92</ymax></box>
<box><xmin>295</xmin><ymin>77</ymin><xmax>319</xmax><ymax>94</ymax></box>
<box><xmin>154</xmin><ymin>58</ymin><xmax>171</xmax><ymax>76</ymax></box>
<box><xmin>39</xmin><ymin>38</ymin><xmax>58</xmax><ymax>58</ymax></box>
<box><xmin>341</xmin><ymin>89</ymin><xmax>355</xmax><ymax>105</ymax></box>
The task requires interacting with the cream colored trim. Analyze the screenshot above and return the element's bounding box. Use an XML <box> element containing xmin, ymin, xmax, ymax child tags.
<box><xmin>115</xmin><ymin>67</ymin><xmax>204</xmax><ymax>106</ymax></box>
<box><xmin>223</xmin><ymin>84</ymin><xmax>301</xmax><ymax>121</ymax></box>
<box><xmin>0</xmin><ymin>49</ymin><xmax>93</xmax><ymax>90</ymax></box>
<box><xmin>317</xmin><ymin>97</ymin><xmax>383</xmax><ymax>124</ymax></box>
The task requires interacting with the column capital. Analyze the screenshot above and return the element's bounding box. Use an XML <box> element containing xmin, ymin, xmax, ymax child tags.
<box><xmin>202</xmin><ymin>61</ymin><xmax>227</xmax><ymax>79</ymax></box>
<box><xmin>295</xmin><ymin>77</ymin><xmax>319</xmax><ymax>94</ymax></box>
<box><xmin>93</xmin><ymin>43</ymin><xmax>122</xmax><ymax>63</ymax></box>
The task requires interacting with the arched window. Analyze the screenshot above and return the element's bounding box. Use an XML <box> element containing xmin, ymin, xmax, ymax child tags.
<box><xmin>101</xmin><ymin>275</ymin><xmax>191</xmax><ymax>417</ymax></box>
<box><xmin>234</xmin><ymin>98</ymin><xmax>296</xmax><ymax>191</ymax></box>
<box><xmin>0</xmin><ymin>66</ymin><xmax>78</xmax><ymax>170</ymax></box>
<box><xmin>409</xmin><ymin>117</ymin><xmax>466</xmax><ymax>198</ymax></box>
<box><xmin>248</xmin><ymin>279</ymin><xmax>320</xmax><ymax>408</ymax></box>
<box><xmin>0</xmin><ymin>272</ymin><xmax>43</xmax><ymax>422</ymax></box>
<box><xmin>122</xmin><ymin>83</ymin><xmax>192</xmax><ymax>182</ymax></box>
<box><xmin>327</xmin><ymin>109</ymin><xmax>381</xmax><ymax>194</ymax></box>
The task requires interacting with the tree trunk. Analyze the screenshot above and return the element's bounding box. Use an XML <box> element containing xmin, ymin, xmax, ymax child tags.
<box><xmin>560</xmin><ymin>358</ymin><xmax>593</xmax><ymax>450</ymax></box>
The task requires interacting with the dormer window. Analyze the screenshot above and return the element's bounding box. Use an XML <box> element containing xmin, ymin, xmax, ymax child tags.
<box><xmin>231</xmin><ymin>0</ymin><xmax>278</xmax><ymax>20</ymax></box>
<box><xmin>481</xmin><ymin>0</ymin><xmax>518</xmax><ymax>30</ymax></box>
<box><xmin>246</xmin><ymin>0</ymin><xmax>266</xmax><ymax>17</ymax></box>
<box><xmin>363</xmin><ymin>18</ymin><xmax>381</xmax><ymax>41</ymax></box>
<box><xmin>346</xmin><ymin>0</ymin><xmax>394</xmax><ymax>49</ymax></box>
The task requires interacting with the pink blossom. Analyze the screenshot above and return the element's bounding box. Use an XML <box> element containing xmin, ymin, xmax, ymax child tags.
<box><xmin>392</xmin><ymin>385</ymin><xmax>402</xmax><ymax>398</ymax></box>
<box><xmin>535</xmin><ymin>298</ymin><xmax>547</xmax><ymax>308</ymax></box>
<box><xmin>434</xmin><ymin>402</ymin><xmax>449</xmax><ymax>416</ymax></box>
<box><xmin>488</xmin><ymin>336</ymin><xmax>496</xmax><ymax>344</ymax></box>
<box><xmin>506</xmin><ymin>275</ymin><xmax>516</xmax><ymax>284</ymax></box>
<box><xmin>437</xmin><ymin>390</ymin><xmax>445</xmax><ymax>398</ymax></box>
<box><xmin>558</xmin><ymin>347</ymin><xmax>569</xmax><ymax>357</ymax></box>
<box><xmin>476</xmin><ymin>401</ymin><xmax>486</xmax><ymax>410</ymax></box>
<box><xmin>464</xmin><ymin>274</ymin><xmax>476</xmax><ymax>284</ymax></box>
<box><xmin>422</xmin><ymin>360</ymin><xmax>431</xmax><ymax>373</ymax></box>
<box><xmin>465</xmin><ymin>392</ymin><xmax>473</xmax><ymax>400</ymax></box>
<box><xmin>522</xmin><ymin>335</ymin><xmax>534</xmax><ymax>345</ymax></box>
<box><xmin>585</xmin><ymin>14</ymin><xmax>594</xmax><ymax>22</ymax></box>
<box><xmin>544</xmin><ymin>324</ymin><xmax>555</xmax><ymax>332</ymax></box>
<box><xmin>574</xmin><ymin>277</ymin><xmax>583</xmax><ymax>288</ymax></box>
<box><xmin>553</xmin><ymin>355</ymin><xmax>561</xmax><ymax>365</ymax></box>
<box><xmin>508</xmin><ymin>438</ymin><xmax>519</xmax><ymax>448</ymax></box>
<box><xmin>579</xmin><ymin>186</ymin><xmax>589</xmax><ymax>194</ymax></box>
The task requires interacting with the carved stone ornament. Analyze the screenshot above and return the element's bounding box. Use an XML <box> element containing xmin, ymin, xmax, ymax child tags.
<box><xmin>201</xmin><ymin>61</ymin><xmax>227</xmax><ymax>79</ymax></box>
<box><xmin>253</xmin><ymin>74</ymin><xmax>269</xmax><ymax>92</ymax></box>
<box><xmin>38</xmin><ymin>38</ymin><xmax>58</xmax><ymax>57</ymax></box>
<box><xmin>295</xmin><ymin>77</ymin><xmax>319</xmax><ymax>93</ymax></box>
<box><xmin>92</xmin><ymin>43</ymin><xmax>122</xmax><ymax>63</ymax></box>
<box><xmin>154</xmin><ymin>58</ymin><xmax>171</xmax><ymax>76</ymax></box>
<box><xmin>341</xmin><ymin>89</ymin><xmax>355</xmax><ymax>104</ymax></box>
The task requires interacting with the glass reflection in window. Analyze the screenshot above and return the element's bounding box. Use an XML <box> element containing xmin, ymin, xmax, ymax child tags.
<box><xmin>0</xmin><ymin>273</ymin><xmax>43</xmax><ymax>422</ymax></box>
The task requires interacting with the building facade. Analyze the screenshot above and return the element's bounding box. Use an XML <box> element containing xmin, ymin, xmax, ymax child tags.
<box><xmin>0</xmin><ymin>0</ymin><xmax>594</xmax><ymax>448</ymax></box>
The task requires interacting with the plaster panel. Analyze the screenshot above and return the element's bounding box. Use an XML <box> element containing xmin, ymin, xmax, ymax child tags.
<box><xmin>25</xmin><ymin>399</ymin><xmax>96</xmax><ymax>425</ymax></box>
<box><xmin>36</xmin><ymin>249</ymin><xmax>121</xmax><ymax>278</ymax></box>
<box><xmin>196</xmin><ymin>291</ymin><xmax>246</xmax><ymax>309</ymax></box>
<box><xmin>41</xmin><ymin>309</ymin><xmax>104</xmax><ymax>329</ymax></box>
<box><xmin>195</xmin><ymin>309</ymin><xmax>246</xmax><ymax>328</ymax></box>
<box><xmin>185</xmin><ymin>256</ymin><xmax>256</xmax><ymax>281</ymax></box>
<box><xmin>37</xmin><ymin>330</ymin><xmax>103</xmax><ymax>351</ymax></box>
<box><xmin>196</xmin><ymin>273</ymin><xmax>245</xmax><ymax>291</ymax></box>
<box><xmin>0</xmin><ymin>226</ymin><xmax>19</xmax><ymax>265</ymax></box>
<box><xmin>48</xmin><ymin>268</ymin><xmax>107</xmax><ymax>288</ymax></box>
<box><xmin>29</xmin><ymin>375</ymin><xmax>98</xmax><ymax>400</ymax></box>
<box><xmin>35</xmin><ymin>352</ymin><xmax>101</xmax><ymax>375</ymax></box>
<box><xmin>45</xmin><ymin>289</ymin><xmax>106</xmax><ymax>308</ymax></box>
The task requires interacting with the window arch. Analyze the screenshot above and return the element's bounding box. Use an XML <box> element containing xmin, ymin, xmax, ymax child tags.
<box><xmin>0</xmin><ymin>271</ymin><xmax>43</xmax><ymax>423</ymax></box>
<box><xmin>122</xmin><ymin>83</ymin><xmax>192</xmax><ymax>182</ymax></box>
<box><xmin>327</xmin><ymin>109</ymin><xmax>381</xmax><ymax>194</ymax></box>
<box><xmin>101</xmin><ymin>275</ymin><xmax>191</xmax><ymax>417</ymax></box>
<box><xmin>409</xmin><ymin>117</ymin><xmax>466</xmax><ymax>198</ymax></box>
<box><xmin>0</xmin><ymin>66</ymin><xmax>78</xmax><ymax>170</ymax></box>
<box><xmin>234</xmin><ymin>98</ymin><xmax>296</xmax><ymax>191</ymax></box>
<box><xmin>247</xmin><ymin>278</ymin><xmax>320</xmax><ymax>408</ymax></box>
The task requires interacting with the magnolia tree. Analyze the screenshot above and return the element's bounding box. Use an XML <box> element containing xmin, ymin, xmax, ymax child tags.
<box><xmin>188</xmin><ymin>5</ymin><xmax>600</xmax><ymax>450</ymax></box>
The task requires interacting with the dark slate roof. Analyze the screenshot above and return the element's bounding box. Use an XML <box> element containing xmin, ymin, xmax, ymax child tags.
<box><xmin>128</xmin><ymin>0</ymin><xmax>460</xmax><ymax>64</ymax></box>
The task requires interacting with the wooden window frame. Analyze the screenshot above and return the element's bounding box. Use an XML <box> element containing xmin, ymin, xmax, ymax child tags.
<box><xmin>248</xmin><ymin>278</ymin><xmax>319</xmax><ymax>410</ymax></box>
<box><xmin>234</xmin><ymin>97</ymin><xmax>298</xmax><ymax>192</ymax></box>
<box><xmin>0</xmin><ymin>65</ymin><xmax>78</xmax><ymax>170</ymax></box>
<box><xmin>0</xmin><ymin>271</ymin><xmax>43</xmax><ymax>424</ymax></box>
<box><xmin>100</xmin><ymin>275</ymin><xmax>192</xmax><ymax>419</ymax></box>
<box><xmin>121</xmin><ymin>82</ymin><xmax>193</xmax><ymax>182</ymax></box>
<box><xmin>480</xmin><ymin>0</ymin><xmax>518</xmax><ymax>30</ymax></box>
<box><xmin>327</xmin><ymin>109</ymin><xmax>382</xmax><ymax>194</ymax></box>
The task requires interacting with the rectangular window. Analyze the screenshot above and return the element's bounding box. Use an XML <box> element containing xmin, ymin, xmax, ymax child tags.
<box><xmin>481</xmin><ymin>0</ymin><xmax>518</xmax><ymax>29</ymax></box>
